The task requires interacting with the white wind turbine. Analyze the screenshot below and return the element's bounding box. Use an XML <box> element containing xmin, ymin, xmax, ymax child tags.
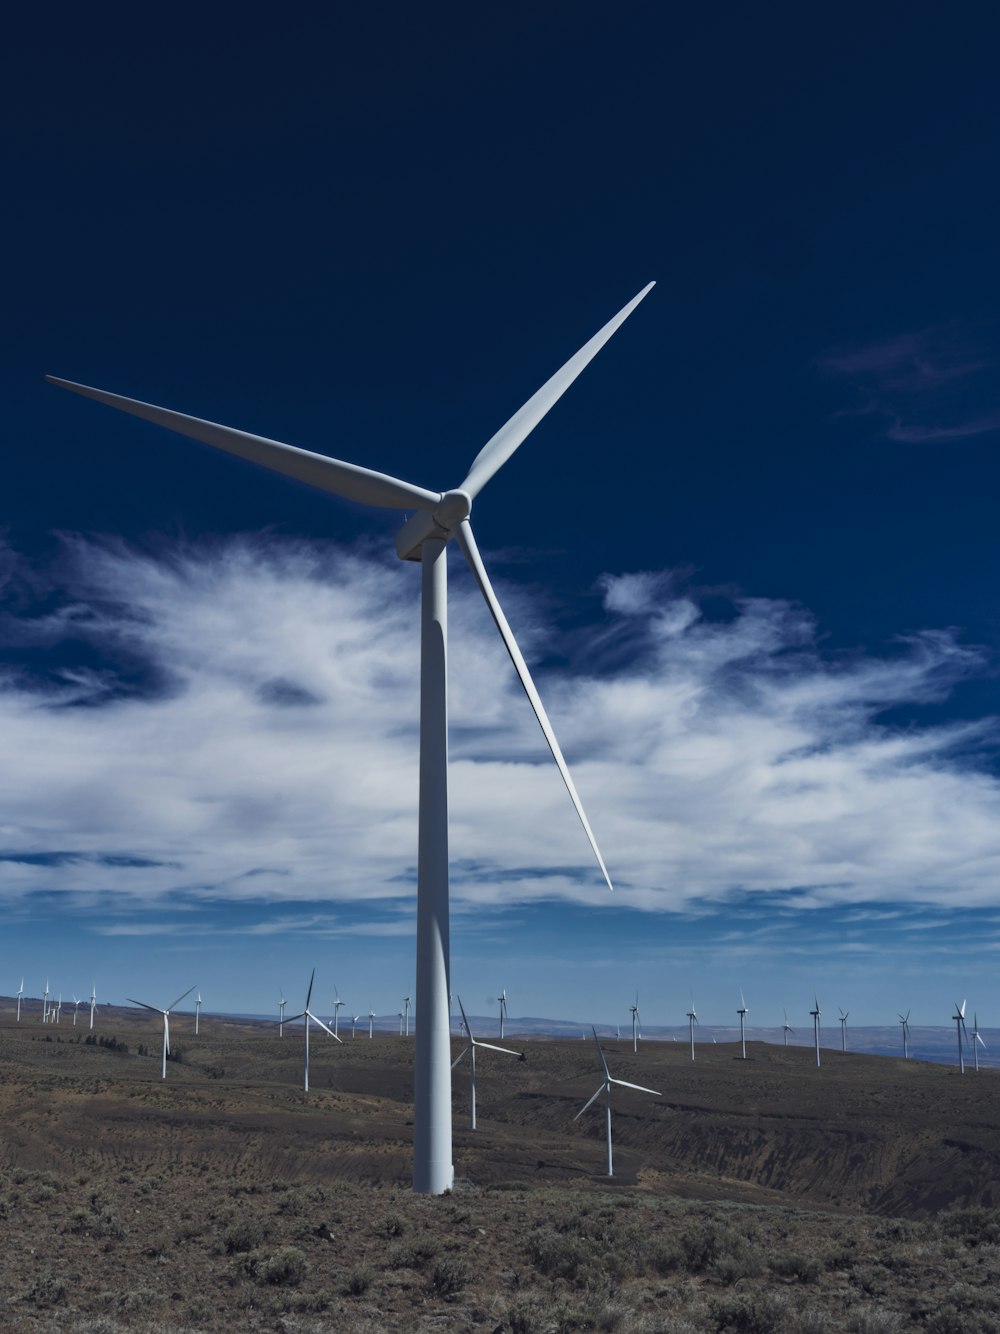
<box><xmin>285</xmin><ymin>969</ymin><xmax>342</xmax><ymax>1092</ymax></box>
<box><xmin>403</xmin><ymin>996</ymin><xmax>412</xmax><ymax>1038</ymax></box>
<box><xmin>629</xmin><ymin>994</ymin><xmax>641</xmax><ymax>1054</ymax></box>
<box><xmin>332</xmin><ymin>988</ymin><xmax>345</xmax><ymax>1040</ymax></box>
<box><xmin>89</xmin><ymin>984</ymin><xmax>97</xmax><ymax>1030</ymax></box>
<box><xmin>953</xmin><ymin>1000</ymin><xmax>968</xmax><ymax>1074</ymax></box>
<box><xmin>810</xmin><ymin>996</ymin><xmax>821</xmax><ymax>1068</ymax></box>
<box><xmin>782</xmin><ymin>1008</ymin><xmax>793</xmax><ymax>1048</ymax></box>
<box><xmin>737</xmin><ymin>990</ymin><xmax>748</xmax><ymax>1060</ymax></box>
<box><xmin>452</xmin><ymin>996</ymin><xmax>521</xmax><ymax>1130</ymax></box>
<box><xmin>42</xmin><ymin>979</ymin><xmax>50</xmax><ymax>1024</ymax></box>
<box><xmin>16</xmin><ymin>978</ymin><xmax>24</xmax><ymax>1023</ymax></box>
<box><xmin>898</xmin><ymin>1009</ymin><xmax>910</xmax><ymax>1060</ymax></box>
<box><xmin>574</xmin><ymin>1027</ymin><xmax>660</xmax><ymax>1177</ymax></box>
<box><xmin>398</xmin><ymin>1010</ymin><xmax>405</xmax><ymax>1037</ymax></box>
<box><xmin>48</xmin><ymin>282</ymin><xmax>652</xmax><ymax>1195</ymax></box>
<box><xmin>194</xmin><ymin>992</ymin><xmax>202</xmax><ymax>1036</ymax></box>
<box><xmin>278</xmin><ymin>990</ymin><xmax>287</xmax><ymax>1037</ymax></box>
<box><xmin>971</xmin><ymin>1012</ymin><xmax>987</xmax><ymax>1073</ymax></box>
<box><xmin>497</xmin><ymin>990</ymin><xmax>508</xmax><ymax>1041</ymax></box>
<box><xmin>71</xmin><ymin>995</ymin><xmax>82</xmax><ymax>1026</ymax></box>
<box><xmin>368</xmin><ymin>1007</ymin><xmax>376</xmax><ymax>1040</ymax></box>
<box><xmin>127</xmin><ymin>986</ymin><xmax>196</xmax><ymax>1079</ymax></box>
<box><xmin>838</xmin><ymin>1008</ymin><xmax>849</xmax><ymax>1053</ymax></box>
<box><xmin>55</xmin><ymin>996</ymin><xmax>62</xmax><ymax>1024</ymax></box>
<box><xmin>686</xmin><ymin>996</ymin><xmax>698</xmax><ymax>1061</ymax></box>
<box><xmin>351</xmin><ymin>1013</ymin><xmax>360</xmax><ymax>1039</ymax></box>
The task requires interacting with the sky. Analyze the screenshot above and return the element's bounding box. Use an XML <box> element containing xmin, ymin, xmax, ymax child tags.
<box><xmin>4</xmin><ymin>4</ymin><xmax>1000</xmax><ymax>1033</ymax></box>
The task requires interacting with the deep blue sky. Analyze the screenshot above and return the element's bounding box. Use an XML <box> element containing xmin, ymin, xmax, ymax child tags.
<box><xmin>4</xmin><ymin>5</ymin><xmax>1000</xmax><ymax>1032</ymax></box>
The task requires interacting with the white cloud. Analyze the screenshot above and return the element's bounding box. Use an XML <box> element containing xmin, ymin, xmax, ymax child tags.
<box><xmin>2</xmin><ymin>534</ymin><xmax>1000</xmax><ymax>918</ymax></box>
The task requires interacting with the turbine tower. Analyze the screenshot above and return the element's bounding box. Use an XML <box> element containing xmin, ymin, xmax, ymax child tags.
<box><xmin>629</xmin><ymin>994</ymin><xmax>640</xmax><ymax>1054</ymax></box>
<box><xmin>48</xmin><ymin>282</ymin><xmax>653</xmax><ymax>1195</ymax></box>
<box><xmin>574</xmin><ymin>1027</ymin><xmax>660</xmax><ymax>1176</ymax></box>
<box><xmin>737</xmin><ymin>990</ymin><xmax>748</xmax><ymax>1060</ymax></box>
<box><xmin>368</xmin><ymin>1007</ymin><xmax>376</xmax><ymax>1040</ymax></box>
<box><xmin>72</xmin><ymin>995</ymin><xmax>82</xmax><ymax>1026</ymax></box>
<box><xmin>127</xmin><ymin>986</ymin><xmax>196</xmax><ymax>1079</ymax></box>
<box><xmin>332</xmin><ymin>988</ymin><xmax>345</xmax><ymax>1040</ymax></box>
<box><xmin>953</xmin><ymin>1000</ymin><xmax>968</xmax><ymax>1074</ymax></box>
<box><xmin>497</xmin><ymin>990</ymin><xmax>508</xmax><ymax>1041</ymax></box>
<box><xmin>686</xmin><ymin>996</ymin><xmax>698</xmax><ymax>1061</ymax></box>
<box><xmin>284</xmin><ymin>969</ymin><xmax>342</xmax><ymax>1092</ymax></box>
<box><xmin>15</xmin><ymin>978</ymin><xmax>24</xmax><ymax>1023</ymax></box>
<box><xmin>278</xmin><ymin>990</ymin><xmax>286</xmax><ymax>1038</ymax></box>
<box><xmin>452</xmin><ymin>996</ymin><xmax>521</xmax><ymax>1130</ymax></box>
<box><xmin>899</xmin><ymin>1010</ymin><xmax>910</xmax><ymax>1060</ymax></box>
<box><xmin>810</xmin><ymin>996</ymin><xmax>821</xmax><ymax>1069</ymax></box>
<box><xmin>42</xmin><ymin>980</ymin><xmax>49</xmax><ymax>1024</ymax></box>
<box><xmin>838</xmin><ymin>1008</ymin><xmax>848</xmax><ymax>1053</ymax></box>
<box><xmin>195</xmin><ymin>991</ymin><xmax>202</xmax><ymax>1036</ymax></box>
<box><xmin>403</xmin><ymin>996</ymin><xmax>411</xmax><ymax>1039</ymax></box>
<box><xmin>89</xmin><ymin>984</ymin><xmax>97</xmax><ymax>1030</ymax></box>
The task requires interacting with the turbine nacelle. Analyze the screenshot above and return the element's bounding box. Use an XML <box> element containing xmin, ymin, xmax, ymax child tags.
<box><xmin>395</xmin><ymin>489</ymin><xmax>472</xmax><ymax>562</ymax></box>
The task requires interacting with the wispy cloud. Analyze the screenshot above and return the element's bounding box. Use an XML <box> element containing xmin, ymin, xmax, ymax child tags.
<box><xmin>820</xmin><ymin>323</ymin><xmax>1000</xmax><ymax>444</ymax></box>
<box><xmin>2</xmin><ymin>535</ymin><xmax>1000</xmax><ymax>927</ymax></box>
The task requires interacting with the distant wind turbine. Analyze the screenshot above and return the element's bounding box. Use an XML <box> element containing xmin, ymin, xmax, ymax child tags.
<box><xmin>737</xmin><ymin>990</ymin><xmax>748</xmax><ymax>1060</ymax></box>
<box><xmin>89</xmin><ymin>984</ymin><xmax>97</xmax><ymax>1030</ymax></box>
<box><xmin>194</xmin><ymin>992</ymin><xmax>202</xmax><ymax>1036</ymax></box>
<box><xmin>368</xmin><ymin>1008</ymin><xmax>376</xmax><ymax>1040</ymax></box>
<box><xmin>574</xmin><ymin>1027</ymin><xmax>660</xmax><ymax>1177</ymax></box>
<box><xmin>48</xmin><ymin>283</ymin><xmax>654</xmax><ymax>1195</ymax></box>
<box><xmin>71</xmin><ymin>995</ymin><xmax>82</xmax><ymax>1026</ymax></box>
<box><xmin>687</xmin><ymin>995</ymin><xmax>698</xmax><ymax>1061</ymax></box>
<box><xmin>42</xmin><ymin>980</ymin><xmax>50</xmax><ymax>1024</ymax></box>
<box><xmin>351</xmin><ymin>1014</ymin><xmax>360</xmax><ymax>1039</ymax></box>
<box><xmin>899</xmin><ymin>1010</ymin><xmax>910</xmax><ymax>1060</ymax></box>
<box><xmin>629</xmin><ymin>994</ymin><xmax>641</xmax><ymax>1054</ymax></box>
<box><xmin>953</xmin><ymin>1000</ymin><xmax>968</xmax><ymax>1074</ymax></box>
<box><xmin>497</xmin><ymin>990</ymin><xmax>508</xmax><ymax>1041</ymax></box>
<box><xmin>838</xmin><ymin>1008</ymin><xmax>848</xmax><ymax>1053</ymax></box>
<box><xmin>127</xmin><ymin>986</ymin><xmax>196</xmax><ymax>1079</ymax></box>
<box><xmin>452</xmin><ymin>996</ymin><xmax>521</xmax><ymax>1130</ymax></box>
<box><xmin>332</xmin><ymin>988</ymin><xmax>345</xmax><ymax>1040</ymax></box>
<box><xmin>278</xmin><ymin>990</ymin><xmax>286</xmax><ymax>1038</ymax></box>
<box><xmin>810</xmin><ymin>997</ymin><xmax>821</xmax><ymax>1069</ymax></box>
<box><xmin>971</xmin><ymin>1012</ymin><xmax>987</xmax><ymax>1074</ymax></box>
<box><xmin>284</xmin><ymin>969</ymin><xmax>342</xmax><ymax>1092</ymax></box>
<box><xmin>782</xmin><ymin>1008</ymin><xmax>793</xmax><ymax>1047</ymax></box>
<box><xmin>16</xmin><ymin>978</ymin><xmax>24</xmax><ymax>1023</ymax></box>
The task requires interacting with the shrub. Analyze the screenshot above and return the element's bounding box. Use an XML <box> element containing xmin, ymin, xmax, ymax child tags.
<box><xmin>342</xmin><ymin>1266</ymin><xmax>373</xmax><ymax>1296</ymax></box>
<box><xmin>712</xmin><ymin>1291</ymin><xmax>787</xmax><ymax>1333</ymax></box>
<box><xmin>428</xmin><ymin>1255</ymin><xmax>468</xmax><ymax>1297</ymax></box>
<box><xmin>376</xmin><ymin>1210</ymin><xmax>407</xmax><ymax>1237</ymax></box>
<box><xmin>24</xmin><ymin>1269</ymin><xmax>67</xmax><ymax>1307</ymax></box>
<box><xmin>259</xmin><ymin>1246</ymin><xmax>308</xmax><ymax>1286</ymax></box>
<box><xmin>770</xmin><ymin>1250</ymin><xmax>822</xmax><ymax>1284</ymax></box>
<box><xmin>222</xmin><ymin>1217</ymin><xmax>268</xmax><ymax>1254</ymax></box>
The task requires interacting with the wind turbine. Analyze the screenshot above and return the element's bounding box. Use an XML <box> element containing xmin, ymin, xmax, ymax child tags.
<box><xmin>628</xmin><ymin>994</ymin><xmax>641</xmax><ymax>1054</ymax></box>
<box><xmin>71</xmin><ymin>995</ymin><xmax>82</xmax><ymax>1026</ymax></box>
<box><xmin>686</xmin><ymin>996</ymin><xmax>698</xmax><ymax>1061</ymax></box>
<box><xmin>737</xmin><ymin>990</ymin><xmax>748</xmax><ymax>1060</ymax></box>
<box><xmin>574</xmin><ymin>1027</ymin><xmax>660</xmax><ymax>1177</ymax></box>
<box><xmin>15</xmin><ymin>978</ymin><xmax>24</xmax><ymax>1023</ymax></box>
<box><xmin>838</xmin><ymin>1008</ymin><xmax>848</xmax><ymax>1053</ymax></box>
<box><xmin>48</xmin><ymin>281</ymin><xmax>653</xmax><ymax>1195</ymax></box>
<box><xmin>810</xmin><ymin>997</ymin><xmax>821</xmax><ymax>1068</ymax></box>
<box><xmin>497</xmin><ymin>990</ymin><xmax>508</xmax><ymax>1041</ymax></box>
<box><xmin>89</xmin><ymin>984</ymin><xmax>97</xmax><ymax>1030</ymax></box>
<box><xmin>278</xmin><ymin>990</ymin><xmax>286</xmax><ymax>1038</ymax></box>
<box><xmin>971</xmin><ymin>1012</ymin><xmax>987</xmax><ymax>1074</ymax></box>
<box><xmin>899</xmin><ymin>1010</ymin><xmax>910</xmax><ymax>1060</ymax></box>
<box><xmin>351</xmin><ymin>1014</ymin><xmax>360</xmax><ymax>1039</ymax></box>
<box><xmin>451</xmin><ymin>996</ymin><xmax>521</xmax><ymax>1130</ymax></box>
<box><xmin>284</xmin><ymin>969</ymin><xmax>342</xmax><ymax>1092</ymax></box>
<box><xmin>55</xmin><ymin>996</ymin><xmax>62</xmax><ymax>1024</ymax></box>
<box><xmin>403</xmin><ymin>996</ymin><xmax>412</xmax><ymax>1039</ymax></box>
<box><xmin>194</xmin><ymin>991</ymin><xmax>202</xmax><ymax>1036</ymax></box>
<box><xmin>953</xmin><ymin>1000</ymin><xmax>968</xmax><ymax>1074</ymax></box>
<box><xmin>782</xmin><ymin>1008</ymin><xmax>793</xmax><ymax>1047</ymax></box>
<box><xmin>42</xmin><ymin>980</ymin><xmax>50</xmax><ymax>1024</ymax></box>
<box><xmin>332</xmin><ymin>988</ymin><xmax>345</xmax><ymax>1040</ymax></box>
<box><xmin>398</xmin><ymin>1010</ymin><xmax>405</xmax><ymax>1037</ymax></box>
<box><xmin>127</xmin><ymin>986</ymin><xmax>196</xmax><ymax>1079</ymax></box>
<box><xmin>368</xmin><ymin>1008</ymin><xmax>376</xmax><ymax>1040</ymax></box>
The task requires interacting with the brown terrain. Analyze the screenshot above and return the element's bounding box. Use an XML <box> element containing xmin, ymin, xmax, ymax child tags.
<box><xmin>1</xmin><ymin>1010</ymin><xmax>999</xmax><ymax>1332</ymax></box>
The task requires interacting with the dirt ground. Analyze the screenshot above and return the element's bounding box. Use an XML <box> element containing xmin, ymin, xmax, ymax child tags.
<box><xmin>1</xmin><ymin>1011</ymin><xmax>999</xmax><ymax>1332</ymax></box>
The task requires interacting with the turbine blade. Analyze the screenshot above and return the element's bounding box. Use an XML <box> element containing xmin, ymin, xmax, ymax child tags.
<box><xmin>167</xmin><ymin>985</ymin><xmax>196</xmax><ymax>1013</ymax></box>
<box><xmin>305</xmin><ymin>968</ymin><xmax>316</xmax><ymax>1012</ymax></box>
<box><xmin>45</xmin><ymin>377</ymin><xmax>442</xmax><ymax>512</ymax></box>
<box><xmin>456</xmin><ymin>519</ymin><xmax>613</xmax><ymax>891</ymax></box>
<box><xmin>451</xmin><ymin>1046</ymin><xmax>471</xmax><ymax>1069</ymax></box>
<box><xmin>459</xmin><ymin>283</ymin><xmax>655</xmax><ymax>499</ymax></box>
<box><xmin>309</xmin><ymin>1011</ymin><xmax>344</xmax><ymax>1043</ymax></box>
<box><xmin>284</xmin><ymin>1010</ymin><xmax>306</xmax><ymax>1024</ymax></box>
<box><xmin>126</xmin><ymin>999</ymin><xmax>160</xmax><ymax>1013</ymax></box>
<box><xmin>574</xmin><ymin>1084</ymin><xmax>605</xmax><ymax>1121</ymax></box>
<box><xmin>456</xmin><ymin>994</ymin><xmax>476</xmax><ymax>1043</ymax></box>
<box><xmin>610</xmin><ymin>1077</ymin><xmax>661</xmax><ymax>1097</ymax></box>
<box><xmin>474</xmin><ymin>1041</ymin><xmax>522</xmax><ymax>1057</ymax></box>
<box><xmin>592</xmin><ymin>1026</ymin><xmax>611</xmax><ymax>1080</ymax></box>
<box><xmin>164</xmin><ymin>1014</ymin><xmax>170</xmax><ymax>1054</ymax></box>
